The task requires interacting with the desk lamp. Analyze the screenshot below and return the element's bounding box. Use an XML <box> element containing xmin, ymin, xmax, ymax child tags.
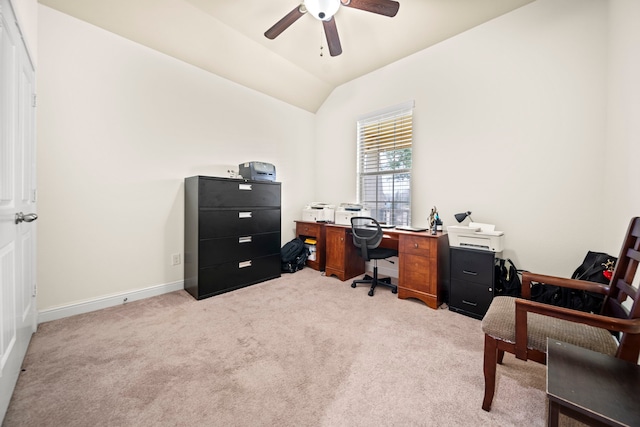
<box><xmin>454</xmin><ymin>211</ymin><xmax>473</xmax><ymax>224</ymax></box>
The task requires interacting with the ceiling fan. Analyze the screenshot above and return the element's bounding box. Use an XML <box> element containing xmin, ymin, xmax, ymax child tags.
<box><xmin>264</xmin><ymin>0</ymin><xmax>400</xmax><ymax>57</ymax></box>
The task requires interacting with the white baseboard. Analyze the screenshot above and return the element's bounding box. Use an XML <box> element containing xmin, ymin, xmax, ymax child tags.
<box><xmin>38</xmin><ymin>280</ymin><xmax>184</xmax><ymax>324</ymax></box>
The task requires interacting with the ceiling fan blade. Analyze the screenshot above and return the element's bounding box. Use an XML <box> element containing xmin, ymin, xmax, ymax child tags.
<box><xmin>341</xmin><ymin>0</ymin><xmax>399</xmax><ymax>17</ymax></box>
<box><xmin>322</xmin><ymin>17</ymin><xmax>342</xmax><ymax>57</ymax></box>
<box><xmin>264</xmin><ymin>5</ymin><xmax>306</xmax><ymax>39</ymax></box>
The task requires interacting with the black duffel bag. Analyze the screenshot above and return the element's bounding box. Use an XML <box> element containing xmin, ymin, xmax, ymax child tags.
<box><xmin>530</xmin><ymin>251</ymin><xmax>616</xmax><ymax>313</ymax></box>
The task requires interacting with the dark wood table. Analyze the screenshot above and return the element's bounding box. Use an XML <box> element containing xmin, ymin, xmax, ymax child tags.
<box><xmin>546</xmin><ymin>338</ymin><xmax>640</xmax><ymax>427</ymax></box>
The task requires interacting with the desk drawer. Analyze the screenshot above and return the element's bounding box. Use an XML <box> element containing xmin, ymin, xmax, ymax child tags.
<box><xmin>399</xmin><ymin>253</ymin><xmax>435</xmax><ymax>294</ymax></box>
<box><xmin>296</xmin><ymin>222</ymin><xmax>322</xmax><ymax>236</ymax></box>
<box><xmin>400</xmin><ymin>235</ymin><xmax>434</xmax><ymax>257</ymax></box>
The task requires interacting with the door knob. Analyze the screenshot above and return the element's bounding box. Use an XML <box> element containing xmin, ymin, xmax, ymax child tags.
<box><xmin>15</xmin><ymin>212</ymin><xmax>38</xmax><ymax>224</ymax></box>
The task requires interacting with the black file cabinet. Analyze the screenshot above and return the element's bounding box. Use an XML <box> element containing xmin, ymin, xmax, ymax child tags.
<box><xmin>184</xmin><ymin>176</ymin><xmax>281</xmax><ymax>300</ymax></box>
<box><xmin>449</xmin><ymin>248</ymin><xmax>496</xmax><ymax>320</ymax></box>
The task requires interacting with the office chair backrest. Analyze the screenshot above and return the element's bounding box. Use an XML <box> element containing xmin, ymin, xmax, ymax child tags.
<box><xmin>351</xmin><ymin>216</ymin><xmax>384</xmax><ymax>261</ymax></box>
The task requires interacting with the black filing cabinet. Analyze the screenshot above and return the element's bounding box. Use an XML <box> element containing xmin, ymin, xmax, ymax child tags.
<box><xmin>184</xmin><ymin>176</ymin><xmax>281</xmax><ymax>300</ymax></box>
<box><xmin>449</xmin><ymin>248</ymin><xmax>496</xmax><ymax>319</ymax></box>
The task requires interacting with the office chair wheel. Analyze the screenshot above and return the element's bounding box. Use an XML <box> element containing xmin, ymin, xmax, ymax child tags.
<box><xmin>392</xmin><ymin>287</ymin><xmax>398</xmax><ymax>294</ymax></box>
<box><xmin>368</xmin><ymin>289</ymin><xmax>374</xmax><ymax>297</ymax></box>
<box><xmin>351</xmin><ymin>283</ymin><xmax>357</xmax><ymax>288</ymax></box>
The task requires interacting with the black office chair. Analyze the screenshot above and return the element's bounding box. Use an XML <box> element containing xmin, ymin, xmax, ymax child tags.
<box><xmin>350</xmin><ymin>216</ymin><xmax>398</xmax><ymax>297</ymax></box>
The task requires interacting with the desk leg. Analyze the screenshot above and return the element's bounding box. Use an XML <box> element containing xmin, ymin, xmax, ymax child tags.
<box><xmin>547</xmin><ymin>399</ymin><xmax>559</xmax><ymax>427</ymax></box>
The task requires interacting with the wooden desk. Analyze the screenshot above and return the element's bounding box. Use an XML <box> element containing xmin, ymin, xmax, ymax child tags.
<box><xmin>323</xmin><ymin>224</ymin><xmax>449</xmax><ymax>309</ymax></box>
<box><xmin>547</xmin><ymin>339</ymin><xmax>640</xmax><ymax>427</ymax></box>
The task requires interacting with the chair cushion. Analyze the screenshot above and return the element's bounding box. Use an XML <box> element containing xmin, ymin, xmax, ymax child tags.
<box><xmin>481</xmin><ymin>296</ymin><xmax>618</xmax><ymax>356</ymax></box>
<box><xmin>368</xmin><ymin>247</ymin><xmax>398</xmax><ymax>260</ymax></box>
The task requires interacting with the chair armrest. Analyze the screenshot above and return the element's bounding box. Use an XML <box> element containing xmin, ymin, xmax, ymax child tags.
<box><xmin>513</xmin><ymin>298</ymin><xmax>640</xmax><ymax>360</ymax></box>
<box><xmin>521</xmin><ymin>272</ymin><xmax>610</xmax><ymax>299</ymax></box>
<box><xmin>516</xmin><ymin>299</ymin><xmax>640</xmax><ymax>333</ymax></box>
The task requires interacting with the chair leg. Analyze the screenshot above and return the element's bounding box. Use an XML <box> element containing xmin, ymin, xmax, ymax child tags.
<box><xmin>368</xmin><ymin>276</ymin><xmax>396</xmax><ymax>294</ymax></box>
<box><xmin>497</xmin><ymin>349</ymin><xmax>505</xmax><ymax>365</ymax></box>
<box><xmin>353</xmin><ymin>263</ymin><xmax>397</xmax><ymax>296</ymax></box>
<box><xmin>482</xmin><ymin>334</ymin><xmax>498</xmax><ymax>412</ymax></box>
<box><xmin>351</xmin><ymin>274</ymin><xmax>372</xmax><ymax>288</ymax></box>
<box><xmin>367</xmin><ymin>265</ymin><xmax>397</xmax><ymax>296</ymax></box>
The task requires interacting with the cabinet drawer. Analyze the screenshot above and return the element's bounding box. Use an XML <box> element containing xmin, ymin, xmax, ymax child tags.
<box><xmin>199</xmin><ymin>209</ymin><xmax>280</xmax><ymax>238</ymax></box>
<box><xmin>450</xmin><ymin>278</ymin><xmax>493</xmax><ymax>319</ymax></box>
<box><xmin>197</xmin><ymin>254</ymin><xmax>281</xmax><ymax>298</ymax></box>
<box><xmin>199</xmin><ymin>232</ymin><xmax>281</xmax><ymax>267</ymax></box>
<box><xmin>199</xmin><ymin>178</ymin><xmax>280</xmax><ymax>208</ymax></box>
<box><xmin>450</xmin><ymin>248</ymin><xmax>494</xmax><ymax>285</ymax></box>
<box><xmin>400</xmin><ymin>235</ymin><xmax>434</xmax><ymax>257</ymax></box>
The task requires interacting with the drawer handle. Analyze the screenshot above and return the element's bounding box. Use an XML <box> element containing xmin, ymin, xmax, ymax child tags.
<box><xmin>462</xmin><ymin>300</ymin><xmax>478</xmax><ymax>307</ymax></box>
<box><xmin>462</xmin><ymin>270</ymin><xmax>478</xmax><ymax>276</ymax></box>
<box><xmin>238</xmin><ymin>236</ymin><xmax>252</xmax><ymax>244</ymax></box>
<box><xmin>239</xmin><ymin>212</ymin><xmax>252</xmax><ymax>219</ymax></box>
<box><xmin>238</xmin><ymin>260</ymin><xmax>252</xmax><ymax>268</ymax></box>
<box><xmin>414</xmin><ymin>243</ymin><xmax>419</xmax><ymax>248</ymax></box>
<box><xmin>239</xmin><ymin>184</ymin><xmax>252</xmax><ymax>191</ymax></box>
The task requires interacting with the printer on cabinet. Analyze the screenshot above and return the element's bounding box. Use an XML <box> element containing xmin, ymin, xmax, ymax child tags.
<box><xmin>238</xmin><ymin>162</ymin><xmax>276</xmax><ymax>181</ymax></box>
<box><xmin>447</xmin><ymin>222</ymin><xmax>505</xmax><ymax>252</ymax></box>
<box><xmin>302</xmin><ymin>202</ymin><xmax>335</xmax><ymax>223</ymax></box>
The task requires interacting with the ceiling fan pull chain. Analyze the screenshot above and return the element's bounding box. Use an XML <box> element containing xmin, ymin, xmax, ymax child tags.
<box><xmin>320</xmin><ymin>28</ymin><xmax>325</xmax><ymax>57</ymax></box>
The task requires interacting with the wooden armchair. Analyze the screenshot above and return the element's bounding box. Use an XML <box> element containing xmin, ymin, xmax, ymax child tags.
<box><xmin>481</xmin><ymin>217</ymin><xmax>640</xmax><ymax>411</ymax></box>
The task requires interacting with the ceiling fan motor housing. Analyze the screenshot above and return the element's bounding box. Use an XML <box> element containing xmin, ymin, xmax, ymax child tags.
<box><xmin>305</xmin><ymin>0</ymin><xmax>340</xmax><ymax>21</ymax></box>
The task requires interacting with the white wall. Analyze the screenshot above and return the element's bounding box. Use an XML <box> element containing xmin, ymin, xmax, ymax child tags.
<box><xmin>316</xmin><ymin>0</ymin><xmax>616</xmax><ymax>276</ymax></box>
<box><xmin>603</xmin><ymin>0</ymin><xmax>640</xmax><ymax>250</ymax></box>
<box><xmin>37</xmin><ymin>5</ymin><xmax>315</xmax><ymax>311</ymax></box>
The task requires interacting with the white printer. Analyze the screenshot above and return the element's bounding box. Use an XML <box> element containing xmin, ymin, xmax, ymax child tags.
<box><xmin>335</xmin><ymin>203</ymin><xmax>371</xmax><ymax>225</ymax></box>
<box><xmin>302</xmin><ymin>202</ymin><xmax>335</xmax><ymax>222</ymax></box>
<box><xmin>447</xmin><ymin>222</ymin><xmax>505</xmax><ymax>252</ymax></box>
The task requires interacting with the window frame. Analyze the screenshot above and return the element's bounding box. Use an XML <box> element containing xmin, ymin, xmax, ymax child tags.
<box><xmin>356</xmin><ymin>101</ymin><xmax>414</xmax><ymax>226</ymax></box>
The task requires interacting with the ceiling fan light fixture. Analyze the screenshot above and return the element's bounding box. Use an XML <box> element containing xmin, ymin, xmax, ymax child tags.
<box><xmin>304</xmin><ymin>0</ymin><xmax>340</xmax><ymax>21</ymax></box>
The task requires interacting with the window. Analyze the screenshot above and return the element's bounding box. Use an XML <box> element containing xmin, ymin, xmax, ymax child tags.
<box><xmin>357</xmin><ymin>101</ymin><xmax>413</xmax><ymax>226</ymax></box>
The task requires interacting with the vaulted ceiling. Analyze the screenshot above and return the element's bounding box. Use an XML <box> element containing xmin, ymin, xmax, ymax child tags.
<box><xmin>38</xmin><ymin>0</ymin><xmax>535</xmax><ymax>112</ymax></box>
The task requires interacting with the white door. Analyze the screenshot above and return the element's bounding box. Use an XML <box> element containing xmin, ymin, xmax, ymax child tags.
<box><xmin>0</xmin><ymin>0</ymin><xmax>38</xmax><ymax>420</ymax></box>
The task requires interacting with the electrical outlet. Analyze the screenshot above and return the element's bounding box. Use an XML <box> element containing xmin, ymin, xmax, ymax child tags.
<box><xmin>171</xmin><ymin>253</ymin><xmax>181</xmax><ymax>266</ymax></box>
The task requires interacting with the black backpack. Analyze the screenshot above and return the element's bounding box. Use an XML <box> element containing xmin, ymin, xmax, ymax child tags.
<box><xmin>280</xmin><ymin>238</ymin><xmax>309</xmax><ymax>273</ymax></box>
<box><xmin>494</xmin><ymin>258</ymin><xmax>522</xmax><ymax>297</ymax></box>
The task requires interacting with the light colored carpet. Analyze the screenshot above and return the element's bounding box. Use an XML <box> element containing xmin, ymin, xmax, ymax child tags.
<box><xmin>5</xmin><ymin>268</ymin><xmax>566</xmax><ymax>426</ymax></box>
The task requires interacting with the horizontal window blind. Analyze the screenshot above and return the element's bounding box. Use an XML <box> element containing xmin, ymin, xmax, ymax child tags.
<box><xmin>357</xmin><ymin>102</ymin><xmax>413</xmax><ymax>226</ymax></box>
